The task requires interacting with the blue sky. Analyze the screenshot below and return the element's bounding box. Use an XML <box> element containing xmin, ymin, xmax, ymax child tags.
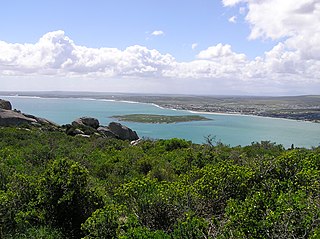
<box><xmin>0</xmin><ymin>0</ymin><xmax>319</xmax><ymax>95</ymax></box>
<box><xmin>0</xmin><ymin>0</ymin><xmax>275</xmax><ymax>60</ymax></box>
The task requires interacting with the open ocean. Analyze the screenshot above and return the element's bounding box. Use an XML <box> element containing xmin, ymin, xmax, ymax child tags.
<box><xmin>1</xmin><ymin>95</ymin><xmax>320</xmax><ymax>148</ymax></box>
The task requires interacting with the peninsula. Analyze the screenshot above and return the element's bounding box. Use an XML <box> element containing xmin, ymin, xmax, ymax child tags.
<box><xmin>112</xmin><ymin>114</ymin><xmax>211</xmax><ymax>124</ymax></box>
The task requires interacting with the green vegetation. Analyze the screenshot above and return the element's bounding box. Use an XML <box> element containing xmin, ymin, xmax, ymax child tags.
<box><xmin>112</xmin><ymin>114</ymin><xmax>211</xmax><ymax>124</ymax></box>
<box><xmin>1</xmin><ymin>126</ymin><xmax>320</xmax><ymax>238</ymax></box>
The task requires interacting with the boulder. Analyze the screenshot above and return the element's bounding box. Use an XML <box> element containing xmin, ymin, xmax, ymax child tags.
<box><xmin>130</xmin><ymin>138</ymin><xmax>142</xmax><ymax>146</ymax></box>
<box><xmin>0</xmin><ymin>107</ymin><xmax>59</xmax><ymax>128</ymax></box>
<box><xmin>0</xmin><ymin>99</ymin><xmax>12</xmax><ymax>110</ymax></box>
<box><xmin>23</xmin><ymin>113</ymin><xmax>59</xmax><ymax>127</ymax></box>
<box><xmin>72</xmin><ymin>117</ymin><xmax>100</xmax><ymax>129</ymax></box>
<box><xmin>75</xmin><ymin>134</ymin><xmax>90</xmax><ymax>138</ymax></box>
<box><xmin>74</xmin><ymin>128</ymin><xmax>85</xmax><ymax>135</ymax></box>
<box><xmin>108</xmin><ymin>122</ymin><xmax>139</xmax><ymax>141</ymax></box>
<box><xmin>97</xmin><ymin>126</ymin><xmax>118</xmax><ymax>138</ymax></box>
<box><xmin>0</xmin><ymin>109</ymin><xmax>37</xmax><ymax>126</ymax></box>
<box><xmin>68</xmin><ymin>118</ymin><xmax>139</xmax><ymax>140</ymax></box>
<box><xmin>65</xmin><ymin>125</ymin><xmax>86</xmax><ymax>136</ymax></box>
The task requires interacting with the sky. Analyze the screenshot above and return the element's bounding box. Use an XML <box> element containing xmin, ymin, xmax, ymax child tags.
<box><xmin>0</xmin><ymin>0</ymin><xmax>319</xmax><ymax>95</ymax></box>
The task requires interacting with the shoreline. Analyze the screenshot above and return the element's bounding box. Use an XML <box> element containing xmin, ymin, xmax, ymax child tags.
<box><xmin>155</xmin><ymin>106</ymin><xmax>319</xmax><ymax>124</ymax></box>
<box><xmin>1</xmin><ymin>94</ymin><xmax>318</xmax><ymax>124</ymax></box>
<box><xmin>1</xmin><ymin>94</ymin><xmax>166</xmax><ymax>109</ymax></box>
<box><xmin>187</xmin><ymin>109</ymin><xmax>312</xmax><ymax>123</ymax></box>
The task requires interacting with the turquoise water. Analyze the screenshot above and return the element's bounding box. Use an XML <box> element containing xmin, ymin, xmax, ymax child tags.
<box><xmin>2</xmin><ymin>96</ymin><xmax>320</xmax><ymax>148</ymax></box>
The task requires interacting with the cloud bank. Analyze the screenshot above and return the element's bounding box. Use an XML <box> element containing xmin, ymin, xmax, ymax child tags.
<box><xmin>1</xmin><ymin>0</ymin><xmax>320</xmax><ymax>95</ymax></box>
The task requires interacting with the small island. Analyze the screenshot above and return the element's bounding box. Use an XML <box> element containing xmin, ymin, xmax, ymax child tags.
<box><xmin>112</xmin><ymin>114</ymin><xmax>211</xmax><ymax>124</ymax></box>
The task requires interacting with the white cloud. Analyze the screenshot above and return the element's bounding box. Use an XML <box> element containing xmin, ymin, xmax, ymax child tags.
<box><xmin>223</xmin><ymin>0</ymin><xmax>320</xmax><ymax>40</ymax></box>
<box><xmin>191</xmin><ymin>43</ymin><xmax>198</xmax><ymax>50</ymax></box>
<box><xmin>228</xmin><ymin>15</ymin><xmax>237</xmax><ymax>23</ymax></box>
<box><xmin>0</xmin><ymin>31</ymin><xmax>175</xmax><ymax>78</ymax></box>
<box><xmin>0</xmin><ymin>28</ymin><xmax>320</xmax><ymax>95</ymax></box>
<box><xmin>197</xmin><ymin>44</ymin><xmax>246</xmax><ymax>62</ymax></box>
<box><xmin>222</xmin><ymin>0</ymin><xmax>244</xmax><ymax>7</ymax></box>
<box><xmin>220</xmin><ymin>0</ymin><xmax>320</xmax><ymax>93</ymax></box>
<box><xmin>151</xmin><ymin>30</ymin><xmax>164</xmax><ymax>36</ymax></box>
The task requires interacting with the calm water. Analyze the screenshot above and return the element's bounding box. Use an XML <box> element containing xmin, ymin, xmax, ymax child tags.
<box><xmin>2</xmin><ymin>96</ymin><xmax>320</xmax><ymax>148</ymax></box>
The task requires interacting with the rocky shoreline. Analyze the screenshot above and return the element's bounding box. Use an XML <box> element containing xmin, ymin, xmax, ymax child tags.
<box><xmin>0</xmin><ymin>99</ymin><xmax>139</xmax><ymax>141</ymax></box>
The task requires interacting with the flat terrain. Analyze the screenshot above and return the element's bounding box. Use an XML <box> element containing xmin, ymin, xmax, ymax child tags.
<box><xmin>1</xmin><ymin>92</ymin><xmax>320</xmax><ymax>122</ymax></box>
<box><xmin>112</xmin><ymin>114</ymin><xmax>211</xmax><ymax>124</ymax></box>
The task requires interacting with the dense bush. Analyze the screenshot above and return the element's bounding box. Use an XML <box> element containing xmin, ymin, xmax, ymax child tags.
<box><xmin>0</xmin><ymin>126</ymin><xmax>319</xmax><ymax>238</ymax></box>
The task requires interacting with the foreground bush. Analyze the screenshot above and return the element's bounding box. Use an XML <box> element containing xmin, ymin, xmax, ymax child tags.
<box><xmin>0</xmin><ymin>127</ymin><xmax>319</xmax><ymax>238</ymax></box>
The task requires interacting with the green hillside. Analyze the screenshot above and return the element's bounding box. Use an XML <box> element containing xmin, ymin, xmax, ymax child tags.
<box><xmin>0</xmin><ymin>126</ymin><xmax>319</xmax><ymax>238</ymax></box>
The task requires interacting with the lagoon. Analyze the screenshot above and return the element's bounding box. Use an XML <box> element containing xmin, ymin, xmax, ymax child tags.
<box><xmin>1</xmin><ymin>95</ymin><xmax>320</xmax><ymax>148</ymax></box>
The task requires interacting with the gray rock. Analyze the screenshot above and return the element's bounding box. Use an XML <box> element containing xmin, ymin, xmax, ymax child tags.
<box><xmin>0</xmin><ymin>109</ymin><xmax>37</xmax><ymax>126</ymax></box>
<box><xmin>0</xmin><ymin>99</ymin><xmax>12</xmax><ymax>110</ymax></box>
<box><xmin>74</xmin><ymin>128</ymin><xmax>85</xmax><ymax>135</ymax></box>
<box><xmin>23</xmin><ymin>113</ymin><xmax>59</xmax><ymax>127</ymax></box>
<box><xmin>75</xmin><ymin>134</ymin><xmax>90</xmax><ymax>138</ymax></box>
<box><xmin>67</xmin><ymin>118</ymin><xmax>139</xmax><ymax>140</ymax></box>
<box><xmin>0</xmin><ymin>107</ymin><xmax>59</xmax><ymax>128</ymax></box>
<box><xmin>130</xmin><ymin>139</ymin><xmax>142</xmax><ymax>146</ymax></box>
<box><xmin>97</xmin><ymin>126</ymin><xmax>117</xmax><ymax>138</ymax></box>
<box><xmin>108</xmin><ymin>122</ymin><xmax>139</xmax><ymax>141</ymax></box>
<box><xmin>72</xmin><ymin>117</ymin><xmax>100</xmax><ymax>129</ymax></box>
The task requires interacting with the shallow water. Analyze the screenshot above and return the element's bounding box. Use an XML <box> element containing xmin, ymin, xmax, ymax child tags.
<box><xmin>2</xmin><ymin>96</ymin><xmax>320</xmax><ymax>148</ymax></box>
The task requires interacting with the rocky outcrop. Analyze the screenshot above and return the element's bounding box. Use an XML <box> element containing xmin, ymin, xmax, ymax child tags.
<box><xmin>68</xmin><ymin>116</ymin><xmax>139</xmax><ymax>140</ymax></box>
<box><xmin>108</xmin><ymin>122</ymin><xmax>139</xmax><ymax>141</ymax></box>
<box><xmin>0</xmin><ymin>99</ymin><xmax>12</xmax><ymax>110</ymax></box>
<box><xmin>0</xmin><ymin>109</ymin><xmax>37</xmax><ymax>126</ymax></box>
<box><xmin>0</xmin><ymin>99</ymin><xmax>59</xmax><ymax>128</ymax></box>
<box><xmin>23</xmin><ymin>113</ymin><xmax>59</xmax><ymax>127</ymax></box>
<box><xmin>0</xmin><ymin>99</ymin><xmax>139</xmax><ymax>140</ymax></box>
<box><xmin>97</xmin><ymin>126</ymin><xmax>117</xmax><ymax>138</ymax></box>
<box><xmin>72</xmin><ymin>117</ymin><xmax>100</xmax><ymax>129</ymax></box>
<box><xmin>0</xmin><ymin>109</ymin><xmax>59</xmax><ymax>128</ymax></box>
